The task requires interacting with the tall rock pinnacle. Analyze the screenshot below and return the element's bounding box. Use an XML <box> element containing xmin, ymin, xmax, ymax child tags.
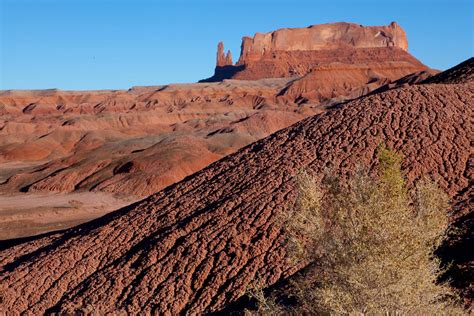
<box><xmin>216</xmin><ymin>42</ymin><xmax>233</xmax><ymax>67</ymax></box>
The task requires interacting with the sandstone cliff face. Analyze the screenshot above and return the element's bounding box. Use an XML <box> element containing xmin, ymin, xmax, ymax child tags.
<box><xmin>237</xmin><ymin>22</ymin><xmax>408</xmax><ymax>65</ymax></box>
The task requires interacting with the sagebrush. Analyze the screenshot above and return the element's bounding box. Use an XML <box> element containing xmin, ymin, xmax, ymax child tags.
<box><xmin>251</xmin><ymin>147</ymin><xmax>463</xmax><ymax>315</ymax></box>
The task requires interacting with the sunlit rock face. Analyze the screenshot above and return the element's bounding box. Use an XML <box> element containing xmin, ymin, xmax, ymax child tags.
<box><xmin>237</xmin><ymin>21</ymin><xmax>408</xmax><ymax>64</ymax></box>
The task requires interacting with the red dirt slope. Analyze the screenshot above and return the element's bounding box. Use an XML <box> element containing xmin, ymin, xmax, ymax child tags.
<box><xmin>0</xmin><ymin>79</ymin><xmax>319</xmax><ymax>239</ymax></box>
<box><xmin>228</xmin><ymin>48</ymin><xmax>426</xmax><ymax>81</ymax></box>
<box><xmin>0</xmin><ymin>74</ymin><xmax>471</xmax><ymax>313</ymax></box>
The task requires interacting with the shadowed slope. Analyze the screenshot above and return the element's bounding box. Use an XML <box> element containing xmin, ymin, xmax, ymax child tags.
<box><xmin>0</xmin><ymin>82</ymin><xmax>472</xmax><ymax>313</ymax></box>
<box><xmin>437</xmin><ymin>185</ymin><xmax>474</xmax><ymax>306</ymax></box>
<box><xmin>423</xmin><ymin>57</ymin><xmax>474</xmax><ymax>84</ymax></box>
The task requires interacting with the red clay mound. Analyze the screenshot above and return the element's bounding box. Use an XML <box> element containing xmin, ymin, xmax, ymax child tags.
<box><xmin>1</xmin><ymin>79</ymin><xmax>321</xmax><ymax>239</ymax></box>
<box><xmin>0</xmin><ymin>78</ymin><xmax>472</xmax><ymax>313</ymax></box>
<box><xmin>211</xmin><ymin>47</ymin><xmax>426</xmax><ymax>81</ymax></box>
<box><xmin>370</xmin><ymin>69</ymin><xmax>440</xmax><ymax>94</ymax></box>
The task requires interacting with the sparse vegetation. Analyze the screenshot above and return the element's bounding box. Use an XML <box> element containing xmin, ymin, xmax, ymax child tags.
<box><xmin>251</xmin><ymin>147</ymin><xmax>464</xmax><ymax>314</ymax></box>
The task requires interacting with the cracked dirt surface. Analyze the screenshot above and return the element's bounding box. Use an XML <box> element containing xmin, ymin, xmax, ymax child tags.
<box><xmin>0</xmin><ymin>82</ymin><xmax>472</xmax><ymax>314</ymax></box>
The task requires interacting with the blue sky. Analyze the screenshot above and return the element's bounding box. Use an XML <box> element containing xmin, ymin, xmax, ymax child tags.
<box><xmin>1</xmin><ymin>0</ymin><xmax>472</xmax><ymax>90</ymax></box>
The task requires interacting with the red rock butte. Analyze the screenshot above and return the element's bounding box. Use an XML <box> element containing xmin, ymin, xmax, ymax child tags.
<box><xmin>202</xmin><ymin>22</ymin><xmax>422</xmax><ymax>82</ymax></box>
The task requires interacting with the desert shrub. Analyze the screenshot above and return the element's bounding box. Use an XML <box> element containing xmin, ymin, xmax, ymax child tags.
<box><xmin>253</xmin><ymin>147</ymin><xmax>463</xmax><ymax>315</ymax></box>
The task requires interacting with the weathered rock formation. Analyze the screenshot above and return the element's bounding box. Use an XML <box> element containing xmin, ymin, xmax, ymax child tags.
<box><xmin>0</xmin><ymin>59</ymin><xmax>472</xmax><ymax>314</ymax></box>
<box><xmin>0</xmin><ymin>78</ymin><xmax>322</xmax><ymax>239</ymax></box>
<box><xmin>202</xmin><ymin>22</ymin><xmax>426</xmax><ymax>82</ymax></box>
<box><xmin>0</xmin><ymin>23</ymin><xmax>442</xmax><ymax>240</ymax></box>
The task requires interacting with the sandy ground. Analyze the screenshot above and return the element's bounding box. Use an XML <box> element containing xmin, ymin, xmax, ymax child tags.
<box><xmin>0</xmin><ymin>192</ymin><xmax>135</xmax><ymax>240</ymax></box>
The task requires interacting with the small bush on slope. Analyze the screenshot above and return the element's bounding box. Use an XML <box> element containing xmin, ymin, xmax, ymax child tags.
<box><xmin>252</xmin><ymin>147</ymin><xmax>464</xmax><ymax>315</ymax></box>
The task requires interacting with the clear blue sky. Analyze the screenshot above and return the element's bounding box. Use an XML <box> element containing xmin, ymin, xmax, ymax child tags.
<box><xmin>1</xmin><ymin>0</ymin><xmax>472</xmax><ymax>90</ymax></box>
